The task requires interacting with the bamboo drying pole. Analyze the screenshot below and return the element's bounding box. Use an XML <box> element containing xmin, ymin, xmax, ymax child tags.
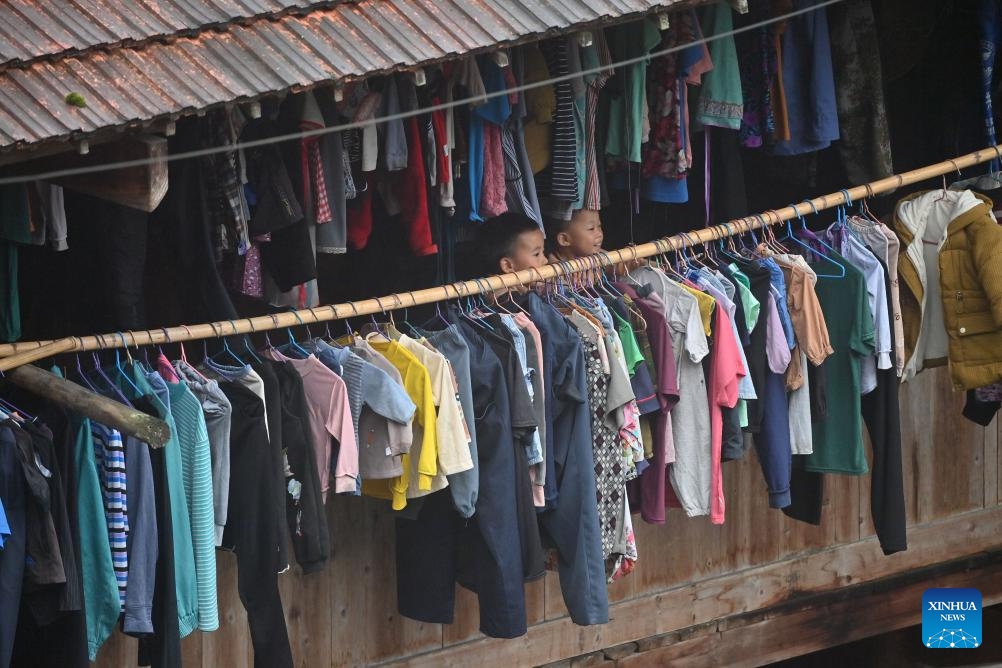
<box><xmin>1</xmin><ymin>142</ymin><xmax>1000</xmax><ymax>373</ymax></box>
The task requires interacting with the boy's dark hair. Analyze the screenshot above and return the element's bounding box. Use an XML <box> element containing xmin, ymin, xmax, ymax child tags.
<box><xmin>542</xmin><ymin>215</ymin><xmax>571</xmax><ymax>256</ymax></box>
<box><xmin>477</xmin><ymin>212</ymin><xmax>542</xmax><ymax>273</ymax></box>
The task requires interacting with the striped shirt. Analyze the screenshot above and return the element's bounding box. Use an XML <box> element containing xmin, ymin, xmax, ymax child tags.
<box><xmin>501</xmin><ymin>122</ymin><xmax>542</xmax><ymax>226</ymax></box>
<box><xmin>167</xmin><ymin>380</ymin><xmax>220</xmax><ymax>632</ymax></box>
<box><xmin>91</xmin><ymin>423</ymin><xmax>128</xmax><ymax>609</ymax></box>
<box><xmin>537</xmin><ymin>38</ymin><xmax>579</xmax><ymax>203</ymax></box>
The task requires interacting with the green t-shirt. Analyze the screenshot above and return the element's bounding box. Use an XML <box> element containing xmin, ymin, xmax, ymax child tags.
<box><xmin>805</xmin><ymin>252</ymin><xmax>875</xmax><ymax>475</ymax></box>
<box><xmin>728</xmin><ymin>263</ymin><xmax>761</xmax><ymax>331</ymax></box>
<box><xmin>613</xmin><ymin>310</ymin><xmax>645</xmax><ymax>374</ymax></box>
<box><xmin>696</xmin><ymin>1</ymin><xmax>744</xmax><ymax>130</ymax></box>
<box><xmin>605</xmin><ymin>19</ymin><xmax>662</xmax><ymax>163</ymax></box>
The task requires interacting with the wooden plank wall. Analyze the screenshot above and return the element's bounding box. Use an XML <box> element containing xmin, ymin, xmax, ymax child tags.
<box><xmin>92</xmin><ymin>366</ymin><xmax>1002</xmax><ymax>668</ymax></box>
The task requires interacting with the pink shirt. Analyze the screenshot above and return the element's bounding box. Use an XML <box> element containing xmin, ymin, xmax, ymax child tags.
<box><xmin>263</xmin><ymin>349</ymin><xmax>357</xmax><ymax>500</ymax></box>
<box><xmin>156</xmin><ymin>352</ymin><xmax>180</xmax><ymax>383</ymax></box>
<box><xmin>707</xmin><ymin>306</ymin><xmax>745</xmax><ymax>525</ymax></box>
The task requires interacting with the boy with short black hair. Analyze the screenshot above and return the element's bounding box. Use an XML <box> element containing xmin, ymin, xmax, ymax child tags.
<box><xmin>477</xmin><ymin>212</ymin><xmax>548</xmax><ymax>278</ymax></box>
<box><xmin>544</xmin><ymin>209</ymin><xmax>605</xmax><ymax>262</ymax></box>
<box><xmin>545</xmin><ymin>209</ymin><xmax>642</xmax><ymax>275</ymax></box>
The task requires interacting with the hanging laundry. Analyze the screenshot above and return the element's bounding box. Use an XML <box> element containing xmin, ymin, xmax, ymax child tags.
<box><xmin>770</xmin><ymin>0</ymin><xmax>841</xmax><ymax>155</ymax></box>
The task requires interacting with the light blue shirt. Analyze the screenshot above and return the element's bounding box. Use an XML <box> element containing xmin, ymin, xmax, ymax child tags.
<box><xmin>501</xmin><ymin>315</ymin><xmax>544</xmax><ymax>467</ymax></box>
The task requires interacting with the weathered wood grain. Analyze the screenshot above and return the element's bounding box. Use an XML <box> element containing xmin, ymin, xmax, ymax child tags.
<box><xmin>376</xmin><ymin>505</ymin><xmax>1002</xmax><ymax>668</ymax></box>
<box><xmin>615</xmin><ymin>557</ymin><xmax>1002</xmax><ymax>668</ymax></box>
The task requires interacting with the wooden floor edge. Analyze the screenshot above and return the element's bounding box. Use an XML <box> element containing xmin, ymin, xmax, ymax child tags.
<box><xmin>612</xmin><ymin>552</ymin><xmax>1002</xmax><ymax>668</ymax></box>
<box><xmin>376</xmin><ymin>505</ymin><xmax>1002</xmax><ymax>667</ymax></box>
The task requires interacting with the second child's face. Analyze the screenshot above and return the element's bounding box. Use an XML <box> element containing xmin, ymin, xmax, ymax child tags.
<box><xmin>559</xmin><ymin>210</ymin><xmax>604</xmax><ymax>258</ymax></box>
<box><xmin>502</xmin><ymin>229</ymin><xmax>547</xmax><ymax>273</ymax></box>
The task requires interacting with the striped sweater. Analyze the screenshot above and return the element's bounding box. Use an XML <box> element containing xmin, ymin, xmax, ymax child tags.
<box><xmin>91</xmin><ymin>423</ymin><xmax>128</xmax><ymax>608</ymax></box>
<box><xmin>167</xmin><ymin>380</ymin><xmax>220</xmax><ymax>632</ymax></box>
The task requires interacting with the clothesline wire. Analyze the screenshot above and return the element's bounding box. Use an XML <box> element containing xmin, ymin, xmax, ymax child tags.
<box><xmin>0</xmin><ymin>0</ymin><xmax>844</xmax><ymax>187</ymax></box>
<box><xmin>1</xmin><ymin>141</ymin><xmax>999</xmax><ymax>371</ymax></box>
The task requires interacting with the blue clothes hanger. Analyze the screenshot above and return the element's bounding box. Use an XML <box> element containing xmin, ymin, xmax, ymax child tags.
<box><xmin>596</xmin><ymin>251</ymin><xmax>626</xmax><ymax>298</ymax></box>
<box><xmin>114</xmin><ymin>332</ymin><xmax>143</xmax><ymax>401</ymax></box>
<box><xmin>240</xmin><ymin>319</ymin><xmax>264</xmax><ymax>364</ymax></box>
<box><xmin>797</xmin><ymin>200</ymin><xmax>844</xmax><ymax>268</ymax></box>
<box><xmin>780</xmin><ymin>203</ymin><xmax>845</xmax><ymax>278</ymax></box>
<box><xmin>213</xmin><ymin>332</ymin><xmax>246</xmax><ymax>367</ymax></box>
<box><xmin>286</xmin><ymin>311</ymin><xmax>311</xmax><ymax>357</ymax></box>
<box><xmin>833</xmin><ymin>189</ymin><xmax>862</xmax><ymax>246</ymax></box>
<box><xmin>74</xmin><ymin>338</ymin><xmax>100</xmax><ymax>393</ymax></box>
<box><xmin>203</xmin><ymin>322</ymin><xmax>238</xmax><ymax>367</ymax></box>
<box><xmin>90</xmin><ymin>349</ymin><xmax>133</xmax><ymax>407</ymax></box>
<box><xmin>343</xmin><ymin>302</ymin><xmax>360</xmax><ymax>341</ymax></box>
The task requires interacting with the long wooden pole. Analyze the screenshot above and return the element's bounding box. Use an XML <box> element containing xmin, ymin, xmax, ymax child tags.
<box><xmin>4</xmin><ymin>365</ymin><xmax>171</xmax><ymax>447</ymax></box>
<box><xmin>1</xmin><ymin>143</ymin><xmax>999</xmax><ymax>370</ymax></box>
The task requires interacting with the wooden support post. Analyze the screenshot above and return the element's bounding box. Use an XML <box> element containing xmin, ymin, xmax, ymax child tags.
<box><xmin>5</xmin><ymin>365</ymin><xmax>170</xmax><ymax>447</ymax></box>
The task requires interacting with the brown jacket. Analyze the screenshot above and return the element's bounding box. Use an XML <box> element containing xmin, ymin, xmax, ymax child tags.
<box><xmin>895</xmin><ymin>191</ymin><xmax>1002</xmax><ymax>390</ymax></box>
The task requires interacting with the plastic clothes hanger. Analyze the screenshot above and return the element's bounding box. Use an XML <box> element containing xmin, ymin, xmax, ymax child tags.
<box><xmin>89</xmin><ymin>347</ymin><xmax>133</xmax><ymax>407</ymax></box>
<box><xmin>241</xmin><ymin>321</ymin><xmax>263</xmax><ymax>364</ymax></box>
<box><xmin>177</xmin><ymin>325</ymin><xmax>212</xmax><ymax>381</ymax></box>
<box><xmin>835</xmin><ymin>190</ymin><xmax>867</xmax><ymax>247</ymax></box>
<box><xmin>74</xmin><ymin>340</ymin><xmax>100</xmax><ymax>393</ymax></box>
<box><xmin>470</xmin><ymin>279</ymin><xmax>494</xmax><ymax>316</ymax></box>
<box><xmin>682</xmin><ymin>232</ymin><xmax>710</xmax><ymax>271</ymax></box>
<box><xmin>797</xmin><ymin>203</ymin><xmax>843</xmax><ymax>267</ymax></box>
<box><xmin>457</xmin><ymin>282</ymin><xmax>494</xmax><ymax>332</ymax></box>
<box><xmin>780</xmin><ymin>203</ymin><xmax>845</xmax><ymax>278</ymax></box>
<box><xmin>760</xmin><ymin>212</ymin><xmax>790</xmax><ymax>254</ymax></box>
<box><xmin>934</xmin><ymin>163</ymin><xmax>958</xmax><ymax>202</ymax></box>
<box><xmin>988</xmin><ymin>145</ymin><xmax>1002</xmax><ymax>183</ymax></box>
<box><xmin>395</xmin><ymin>295</ymin><xmax>420</xmax><ymax>336</ymax></box>
<box><xmin>498</xmin><ymin>275</ymin><xmax>531</xmax><ymax>316</ymax></box>
<box><xmin>340</xmin><ymin>302</ymin><xmax>360</xmax><ymax>342</ymax></box>
<box><xmin>595</xmin><ymin>252</ymin><xmax>626</xmax><ymax>298</ymax></box>
<box><xmin>286</xmin><ymin>312</ymin><xmax>311</xmax><ymax>357</ymax></box>
<box><xmin>213</xmin><ymin>334</ymin><xmax>246</xmax><ymax>366</ymax></box>
<box><xmin>114</xmin><ymin>333</ymin><xmax>144</xmax><ymax>400</ymax></box>
<box><xmin>717</xmin><ymin>223</ymin><xmax>743</xmax><ymax>262</ymax></box>
<box><xmin>857</xmin><ymin>183</ymin><xmax>882</xmax><ymax>225</ymax></box>
<box><xmin>365</xmin><ymin>297</ymin><xmax>396</xmax><ymax>341</ymax></box>
<box><xmin>418</xmin><ymin>287</ymin><xmax>455</xmax><ymax>330</ymax></box>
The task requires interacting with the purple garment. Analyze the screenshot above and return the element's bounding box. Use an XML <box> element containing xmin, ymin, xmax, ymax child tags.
<box><xmin>765</xmin><ymin>293</ymin><xmax>791</xmax><ymax>375</ymax></box>
<box><xmin>615</xmin><ymin>282</ymin><xmax>679</xmax><ymax>526</ymax></box>
<box><xmin>977</xmin><ymin>383</ymin><xmax>1002</xmax><ymax>402</ymax></box>
<box><xmin>736</xmin><ymin>16</ymin><xmax>776</xmax><ymax>148</ymax></box>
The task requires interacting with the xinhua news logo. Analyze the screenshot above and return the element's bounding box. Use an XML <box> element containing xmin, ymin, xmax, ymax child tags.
<box><xmin>922</xmin><ymin>588</ymin><xmax>982</xmax><ymax>649</ymax></box>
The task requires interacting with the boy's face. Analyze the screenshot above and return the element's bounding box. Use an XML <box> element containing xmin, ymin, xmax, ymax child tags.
<box><xmin>557</xmin><ymin>210</ymin><xmax>604</xmax><ymax>258</ymax></box>
<box><xmin>500</xmin><ymin>229</ymin><xmax>547</xmax><ymax>274</ymax></box>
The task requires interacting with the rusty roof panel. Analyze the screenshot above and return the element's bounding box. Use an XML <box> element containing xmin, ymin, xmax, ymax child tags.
<box><xmin>0</xmin><ymin>0</ymin><xmax>687</xmax><ymax>152</ymax></box>
<box><xmin>0</xmin><ymin>0</ymin><xmax>332</xmax><ymax>66</ymax></box>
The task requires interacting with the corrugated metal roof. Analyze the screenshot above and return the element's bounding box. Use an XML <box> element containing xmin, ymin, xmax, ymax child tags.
<box><xmin>0</xmin><ymin>0</ymin><xmax>687</xmax><ymax>153</ymax></box>
<box><xmin>0</xmin><ymin>0</ymin><xmax>341</xmax><ymax>67</ymax></box>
